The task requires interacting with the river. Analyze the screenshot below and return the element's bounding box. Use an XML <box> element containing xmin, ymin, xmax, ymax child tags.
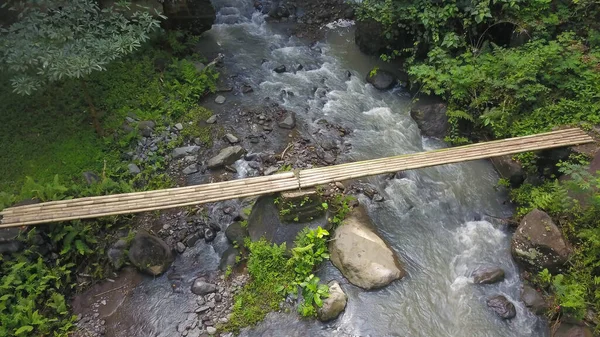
<box><xmin>103</xmin><ymin>0</ymin><xmax>548</xmax><ymax>336</ymax></box>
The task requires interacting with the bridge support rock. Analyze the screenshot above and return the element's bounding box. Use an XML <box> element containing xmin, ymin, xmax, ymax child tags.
<box><xmin>511</xmin><ymin>209</ymin><xmax>571</xmax><ymax>273</ymax></box>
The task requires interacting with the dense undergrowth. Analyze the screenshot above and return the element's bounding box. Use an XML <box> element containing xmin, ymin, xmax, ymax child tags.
<box><xmin>0</xmin><ymin>32</ymin><xmax>218</xmax><ymax>337</ymax></box>
<box><xmin>224</xmin><ymin>194</ymin><xmax>356</xmax><ymax>333</ymax></box>
<box><xmin>356</xmin><ymin>0</ymin><xmax>600</xmax><ymax>330</ymax></box>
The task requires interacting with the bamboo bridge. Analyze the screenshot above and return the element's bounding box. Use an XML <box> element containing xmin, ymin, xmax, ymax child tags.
<box><xmin>0</xmin><ymin>128</ymin><xmax>593</xmax><ymax>228</ymax></box>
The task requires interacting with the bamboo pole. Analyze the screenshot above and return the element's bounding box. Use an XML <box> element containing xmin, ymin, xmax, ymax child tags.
<box><xmin>0</xmin><ymin>128</ymin><xmax>593</xmax><ymax>227</ymax></box>
<box><xmin>299</xmin><ymin>133</ymin><xmax>590</xmax><ymax>181</ymax></box>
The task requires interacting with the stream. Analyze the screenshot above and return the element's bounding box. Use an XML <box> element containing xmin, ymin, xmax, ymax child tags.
<box><xmin>102</xmin><ymin>1</ymin><xmax>549</xmax><ymax>336</ymax></box>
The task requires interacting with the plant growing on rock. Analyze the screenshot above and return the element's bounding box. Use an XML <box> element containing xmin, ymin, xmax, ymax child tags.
<box><xmin>0</xmin><ymin>0</ymin><xmax>163</xmax><ymax>134</ymax></box>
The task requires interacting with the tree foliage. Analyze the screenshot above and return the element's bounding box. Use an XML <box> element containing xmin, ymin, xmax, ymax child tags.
<box><xmin>0</xmin><ymin>0</ymin><xmax>163</xmax><ymax>95</ymax></box>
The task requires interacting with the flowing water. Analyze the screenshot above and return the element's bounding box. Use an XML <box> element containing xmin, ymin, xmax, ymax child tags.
<box><xmin>104</xmin><ymin>1</ymin><xmax>549</xmax><ymax>336</ymax></box>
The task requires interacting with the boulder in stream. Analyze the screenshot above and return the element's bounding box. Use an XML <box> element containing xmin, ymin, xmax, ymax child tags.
<box><xmin>521</xmin><ymin>284</ymin><xmax>550</xmax><ymax>315</ymax></box>
<box><xmin>511</xmin><ymin>209</ymin><xmax>571</xmax><ymax>273</ymax></box>
<box><xmin>317</xmin><ymin>280</ymin><xmax>347</xmax><ymax>322</ymax></box>
<box><xmin>329</xmin><ymin>206</ymin><xmax>406</xmax><ymax>289</ymax></box>
<box><xmin>487</xmin><ymin>295</ymin><xmax>516</xmax><ymax>319</ymax></box>
<box><xmin>127</xmin><ymin>231</ymin><xmax>173</xmax><ymax>276</ymax></box>
<box><xmin>207</xmin><ymin>146</ymin><xmax>246</xmax><ymax>169</ymax></box>
<box><xmin>472</xmin><ymin>266</ymin><xmax>505</xmax><ymax>284</ymax></box>
<box><xmin>366</xmin><ymin>69</ymin><xmax>396</xmax><ymax>90</ymax></box>
<box><xmin>409</xmin><ymin>102</ymin><xmax>449</xmax><ymax>139</ymax></box>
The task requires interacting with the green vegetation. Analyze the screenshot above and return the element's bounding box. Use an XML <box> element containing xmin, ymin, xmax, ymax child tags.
<box><xmin>357</xmin><ymin>0</ymin><xmax>600</xmax><ymax>328</ymax></box>
<box><xmin>0</xmin><ymin>21</ymin><xmax>218</xmax><ymax>335</ymax></box>
<box><xmin>224</xmin><ymin>227</ymin><xmax>331</xmax><ymax>333</ymax></box>
<box><xmin>508</xmin><ymin>162</ymin><xmax>600</xmax><ymax>325</ymax></box>
<box><xmin>0</xmin><ymin>175</ymin><xmax>132</xmax><ymax>337</ymax></box>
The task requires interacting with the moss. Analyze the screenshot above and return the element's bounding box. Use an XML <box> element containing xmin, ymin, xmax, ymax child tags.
<box><xmin>180</xmin><ymin>106</ymin><xmax>214</xmax><ymax>146</ymax></box>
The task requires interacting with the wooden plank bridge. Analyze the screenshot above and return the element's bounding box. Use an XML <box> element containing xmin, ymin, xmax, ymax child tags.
<box><xmin>0</xmin><ymin>128</ymin><xmax>593</xmax><ymax>228</ymax></box>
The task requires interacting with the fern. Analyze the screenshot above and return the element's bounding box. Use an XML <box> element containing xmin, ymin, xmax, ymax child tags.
<box><xmin>446</xmin><ymin>109</ymin><xmax>475</xmax><ymax>122</ymax></box>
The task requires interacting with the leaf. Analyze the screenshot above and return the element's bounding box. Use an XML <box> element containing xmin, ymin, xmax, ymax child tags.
<box><xmin>15</xmin><ymin>326</ymin><xmax>34</xmax><ymax>335</ymax></box>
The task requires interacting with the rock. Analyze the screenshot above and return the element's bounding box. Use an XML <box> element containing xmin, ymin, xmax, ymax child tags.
<box><xmin>206</xmin><ymin>115</ymin><xmax>217</xmax><ymax>124</ymax></box>
<box><xmin>472</xmin><ymin>266</ymin><xmax>505</xmax><ymax>284</ymax></box>
<box><xmin>191</xmin><ymin>279</ymin><xmax>217</xmax><ymax>295</ymax></box>
<box><xmin>247</xmin><ymin>195</ymin><xmax>329</xmax><ymax>249</ymax></box>
<box><xmin>215</xmin><ymin>95</ymin><xmax>226</xmax><ymax>104</ymax></box>
<box><xmin>410</xmin><ymin>103</ymin><xmax>449</xmax><ymax>139</ymax></box>
<box><xmin>207</xmin><ymin>146</ymin><xmax>246</xmax><ymax>169</ymax></box>
<box><xmin>521</xmin><ymin>285</ymin><xmax>550</xmax><ymax>315</ymax></box>
<box><xmin>241</xmin><ymin>84</ymin><xmax>253</xmax><ymax>93</ymax></box>
<box><xmin>317</xmin><ymin>281</ymin><xmax>347</xmax><ymax>321</ymax></box>
<box><xmin>277</xmin><ymin>189</ymin><xmax>325</xmax><ymax>223</ymax></box>
<box><xmin>204</xmin><ymin>228</ymin><xmax>216</xmax><ymax>242</ymax></box>
<box><xmin>554</xmin><ymin>322</ymin><xmax>594</xmax><ymax>337</ymax></box>
<box><xmin>82</xmin><ymin>171</ymin><xmax>100</xmax><ymax>185</ymax></box>
<box><xmin>511</xmin><ymin>209</ymin><xmax>571</xmax><ymax>273</ymax></box>
<box><xmin>366</xmin><ymin>69</ymin><xmax>396</xmax><ymax>90</ymax></box>
<box><xmin>138</xmin><ymin>120</ymin><xmax>156</xmax><ymax>137</ymax></box>
<box><xmin>0</xmin><ymin>227</ymin><xmax>23</xmax><ymax>255</ymax></box>
<box><xmin>264</xmin><ymin>166</ymin><xmax>279</xmax><ymax>175</ymax></box>
<box><xmin>225</xmin><ymin>222</ymin><xmax>248</xmax><ymax>245</ymax></box>
<box><xmin>174</xmin><ymin>123</ymin><xmax>184</xmax><ymax>131</ymax></box>
<box><xmin>224</xmin><ymin>133</ymin><xmax>240</xmax><ymax>144</ymax></box>
<box><xmin>107</xmin><ymin>239</ymin><xmax>128</xmax><ymax>270</ymax></box>
<box><xmin>128</xmin><ymin>163</ymin><xmax>141</xmax><ymax>175</ymax></box>
<box><xmin>487</xmin><ymin>295</ymin><xmax>516</xmax><ymax>319</ymax></box>
<box><xmin>278</xmin><ymin>111</ymin><xmax>296</xmax><ymax>129</ymax></box>
<box><xmin>162</xmin><ymin>0</ymin><xmax>216</xmax><ymax>36</ymax></box>
<box><xmin>274</xmin><ymin>65</ymin><xmax>286</xmax><ymax>73</ymax></box>
<box><xmin>490</xmin><ymin>155</ymin><xmax>525</xmax><ymax>188</ymax></box>
<box><xmin>176</xmin><ymin>242</ymin><xmax>186</xmax><ymax>254</ymax></box>
<box><xmin>329</xmin><ymin>206</ymin><xmax>406</xmax><ymax>289</ymax></box>
<box><xmin>183</xmin><ymin>164</ymin><xmax>199</xmax><ymax>175</ymax></box>
<box><xmin>219</xmin><ymin>247</ymin><xmax>239</xmax><ymax>271</ymax></box>
<box><xmin>128</xmin><ymin>231</ymin><xmax>173</xmax><ymax>276</ymax></box>
<box><xmin>173</xmin><ymin>146</ymin><xmax>201</xmax><ymax>159</ymax></box>
<box><xmin>206</xmin><ymin>326</ymin><xmax>217</xmax><ymax>335</ymax></box>
<box><xmin>355</xmin><ymin>18</ymin><xmax>387</xmax><ymax>55</ymax></box>
<box><xmin>185</xmin><ymin>233</ymin><xmax>201</xmax><ymax>247</ymax></box>
<box><xmin>335</xmin><ymin>182</ymin><xmax>345</xmax><ymax>190</ymax></box>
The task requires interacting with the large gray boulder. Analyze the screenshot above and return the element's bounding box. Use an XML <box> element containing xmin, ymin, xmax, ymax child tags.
<box><xmin>511</xmin><ymin>209</ymin><xmax>571</xmax><ymax>273</ymax></box>
<box><xmin>355</xmin><ymin>19</ymin><xmax>387</xmax><ymax>55</ymax></box>
<box><xmin>317</xmin><ymin>280</ymin><xmax>347</xmax><ymax>322</ymax></box>
<box><xmin>490</xmin><ymin>155</ymin><xmax>525</xmax><ymax>188</ymax></box>
<box><xmin>366</xmin><ymin>69</ymin><xmax>396</xmax><ymax>90</ymax></box>
<box><xmin>487</xmin><ymin>295</ymin><xmax>516</xmax><ymax>319</ymax></box>
<box><xmin>128</xmin><ymin>231</ymin><xmax>173</xmax><ymax>276</ymax></box>
<box><xmin>207</xmin><ymin>146</ymin><xmax>245</xmax><ymax>169</ymax></box>
<box><xmin>521</xmin><ymin>284</ymin><xmax>550</xmax><ymax>315</ymax></box>
<box><xmin>554</xmin><ymin>322</ymin><xmax>594</xmax><ymax>337</ymax></box>
<box><xmin>329</xmin><ymin>206</ymin><xmax>406</xmax><ymax>289</ymax></box>
<box><xmin>410</xmin><ymin>102</ymin><xmax>449</xmax><ymax>139</ymax></box>
<box><xmin>162</xmin><ymin>0</ymin><xmax>216</xmax><ymax>36</ymax></box>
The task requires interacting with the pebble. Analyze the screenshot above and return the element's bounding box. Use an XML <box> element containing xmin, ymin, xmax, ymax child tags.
<box><xmin>175</xmin><ymin>123</ymin><xmax>184</xmax><ymax>131</ymax></box>
<box><xmin>206</xmin><ymin>326</ymin><xmax>217</xmax><ymax>335</ymax></box>
<box><xmin>176</xmin><ymin>242</ymin><xmax>186</xmax><ymax>253</ymax></box>
<box><xmin>206</xmin><ymin>115</ymin><xmax>217</xmax><ymax>124</ymax></box>
<box><xmin>215</xmin><ymin>95</ymin><xmax>226</xmax><ymax>104</ymax></box>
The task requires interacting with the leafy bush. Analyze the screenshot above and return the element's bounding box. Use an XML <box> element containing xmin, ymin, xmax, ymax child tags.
<box><xmin>225</xmin><ymin>226</ymin><xmax>333</xmax><ymax>332</ymax></box>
